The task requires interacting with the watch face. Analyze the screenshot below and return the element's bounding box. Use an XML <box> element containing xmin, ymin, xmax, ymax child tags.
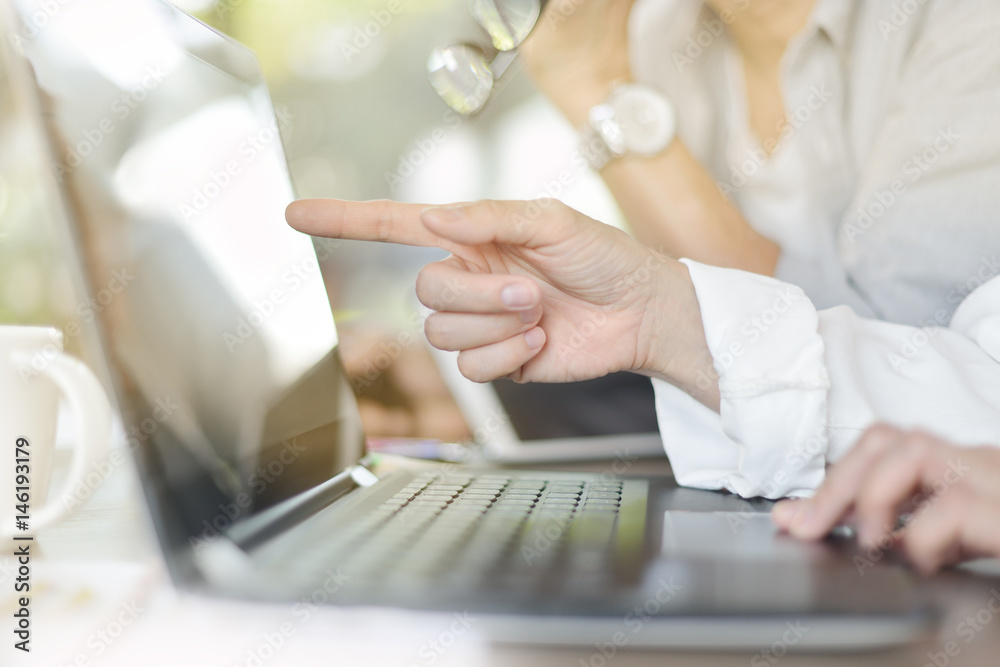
<box><xmin>610</xmin><ymin>84</ymin><xmax>676</xmax><ymax>156</ymax></box>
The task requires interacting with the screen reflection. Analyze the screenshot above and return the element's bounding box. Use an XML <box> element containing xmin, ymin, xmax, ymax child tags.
<box><xmin>17</xmin><ymin>0</ymin><xmax>364</xmax><ymax>524</ymax></box>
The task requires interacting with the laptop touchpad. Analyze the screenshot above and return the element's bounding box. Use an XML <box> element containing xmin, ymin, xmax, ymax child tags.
<box><xmin>660</xmin><ymin>511</ymin><xmax>828</xmax><ymax>562</ymax></box>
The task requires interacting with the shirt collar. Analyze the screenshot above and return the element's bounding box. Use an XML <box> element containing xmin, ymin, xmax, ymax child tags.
<box><xmin>802</xmin><ymin>0</ymin><xmax>856</xmax><ymax>56</ymax></box>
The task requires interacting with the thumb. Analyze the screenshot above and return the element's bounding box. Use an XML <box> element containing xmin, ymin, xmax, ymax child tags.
<box><xmin>420</xmin><ymin>199</ymin><xmax>583</xmax><ymax>249</ymax></box>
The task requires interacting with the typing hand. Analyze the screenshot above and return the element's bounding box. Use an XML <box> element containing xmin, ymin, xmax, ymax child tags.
<box><xmin>772</xmin><ymin>425</ymin><xmax>1000</xmax><ymax>574</ymax></box>
<box><xmin>286</xmin><ymin>198</ymin><xmax>717</xmax><ymax>407</ymax></box>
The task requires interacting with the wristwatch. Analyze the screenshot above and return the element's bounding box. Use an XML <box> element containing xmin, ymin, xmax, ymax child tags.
<box><xmin>579</xmin><ymin>83</ymin><xmax>677</xmax><ymax>170</ymax></box>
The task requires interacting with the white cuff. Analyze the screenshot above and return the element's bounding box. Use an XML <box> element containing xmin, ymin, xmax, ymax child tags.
<box><xmin>653</xmin><ymin>260</ymin><xmax>831</xmax><ymax>498</ymax></box>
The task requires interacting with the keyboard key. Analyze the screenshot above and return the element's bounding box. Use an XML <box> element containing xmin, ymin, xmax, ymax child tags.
<box><xmin>496</xmin><ymin>502</ymin><xmax>536</xmax><ymax>511</ymax></box>
<box><xmin>447</xmin><ymin>505</ymin><xmax>490</xmax><ymax>514</ymax></box>
<box><xmin>586</xmin><ymin>492</ymin><xmax>621</xmax><ymax>500</ymax></box>
<box><xmin>461</xmin><ymin>493</ymin><xmax>500</xmax><ymax>501</ymax></box>
<box><xmin>453</xmin><ymin>499</ymin><xmax>494</xmax><ymax>507</ymax></box>
<box><xmin>440</xmin><ymin>477</ymin><xmax>474</xmax><ymax>486</ymax></box>
<box><xmin>421</xmin><ymin>491</ymin><xmax>460</xmax><ymax>500</ymax></box>
<box><xmin>540</xmin><ymin>499</ymin><xmax>578</xmax><ymax>507</ymax></box>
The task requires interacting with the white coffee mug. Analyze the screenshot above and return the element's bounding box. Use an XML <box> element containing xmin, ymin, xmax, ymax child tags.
<box><xmin>0</xmin><ymin>326</ymin><xmax>111</xmax><ymax>539</ymax></box>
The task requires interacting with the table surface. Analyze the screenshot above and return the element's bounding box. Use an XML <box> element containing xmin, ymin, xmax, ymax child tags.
<box><xmin>3</xmin><ymin>449</ymin><xmax>1000</xmax><ymax>667</ymax></box>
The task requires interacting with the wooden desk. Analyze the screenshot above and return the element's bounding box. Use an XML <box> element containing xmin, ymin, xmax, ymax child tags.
<box><xmin>4</xmin><ymin>449</ymin><xmax>1000</xmax><ymax>667</ymax></box>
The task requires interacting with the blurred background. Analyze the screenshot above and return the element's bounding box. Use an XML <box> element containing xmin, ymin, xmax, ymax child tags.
<box><xmin>0</xmin><ymin>0</ymin><xmax>628</xmax><ymax>442</ymax></box>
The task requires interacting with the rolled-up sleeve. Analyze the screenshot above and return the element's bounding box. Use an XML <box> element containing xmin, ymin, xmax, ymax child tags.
<box><xmin>654</xmin><ymin>260</ymin><xmax>1000</xmax><ymax>499</ymax></box>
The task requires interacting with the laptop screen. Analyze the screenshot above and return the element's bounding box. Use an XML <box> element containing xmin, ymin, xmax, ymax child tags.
<box><xmin>15</xmin><ymin>0</ymin><xmax>365</xmax><ymax>538</ymax></box>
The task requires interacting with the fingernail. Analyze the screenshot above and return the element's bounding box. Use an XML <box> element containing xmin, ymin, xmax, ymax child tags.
<box><xmin>423</xmin><ymin>206</ymin><xmax>464</xmax><ymax>224</ymax></box>
<box><xmin>502</xmin><ymin>283</ymin><xmax>535</xmax><ymax>309</ymax></box>
<box><xmin>524</xmin><ymin>328</ymin><xmax>545</xmax><ymax>350</ymax></box>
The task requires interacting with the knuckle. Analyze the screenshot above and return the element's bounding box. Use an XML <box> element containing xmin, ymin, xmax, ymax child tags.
<box><xmin>373</xmin><ymin>200</ymin><xmax>394</xmax><ymax>243</ymax></box>
<box><xmin>906</xmin><ymin>429</ymin><xmax>946</xmax><ymax>454</ymax></box>
<box><xmin>478</xmin><ymin>199</ymin><xmax>508</xmax><ymax>220</ymax></box>
<box><xmin>859</xmin><ymin>423</ymin><xmax>901</xmax><ymax>454</ymax></box>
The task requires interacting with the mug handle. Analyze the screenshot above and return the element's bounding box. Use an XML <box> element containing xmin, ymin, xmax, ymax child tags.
<box><xmin>19</xmin><ymin>353</ymin><xmax>111</xmax><ymax>534</ymax></box>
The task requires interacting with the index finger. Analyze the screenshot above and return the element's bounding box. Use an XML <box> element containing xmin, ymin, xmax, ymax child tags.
<box><xmin>286</xmin><ymin>198</ymin><xmax>452</xmax><ymax>248</ymax></box>
<box><xmin>787</xmin><ymin>424</ymin><xmax>906</xmax><ymax>540</ymax></box>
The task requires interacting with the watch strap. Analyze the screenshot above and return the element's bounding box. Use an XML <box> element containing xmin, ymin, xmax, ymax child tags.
<box><xmin>579</xmin><ymin>123</ymin><xmax>615</xmax><ymax>171</ymax></box>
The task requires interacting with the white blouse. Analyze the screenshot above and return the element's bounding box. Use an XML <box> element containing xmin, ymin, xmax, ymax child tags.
<box><xmin>629</xmin><ymin>0</ymin><xmax>1000</xmax><ymax>496</ymax></box>
<box><xmin>630</xmin><ymin>0</ymin><xmax>1000</xmax><ymax>325</ymax></box>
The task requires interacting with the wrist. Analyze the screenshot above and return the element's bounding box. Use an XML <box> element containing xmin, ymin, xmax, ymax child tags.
<box><xmin>634</xmin><ymin>257</ymin><xmax>720</xmax><ymax>411</ymax></box>
<box><xmin>550</xmin><ymin>78</ymin><xmax>618</xmax><ymax>128</ymax></box>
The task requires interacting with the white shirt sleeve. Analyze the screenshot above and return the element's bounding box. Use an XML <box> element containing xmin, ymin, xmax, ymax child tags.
<box><xmin>653</xmin><ymin>259</ymin><xmax>1000</xmax><ymax>499</ymax></box>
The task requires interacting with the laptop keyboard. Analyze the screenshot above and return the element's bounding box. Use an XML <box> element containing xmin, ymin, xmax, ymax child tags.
<box><xmin>319</xmin><ymin>473</ymin><xmax>630</xmax><ymax>597</ymax></box>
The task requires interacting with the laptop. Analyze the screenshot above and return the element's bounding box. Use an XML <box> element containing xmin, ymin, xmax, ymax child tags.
<box><xmin>8</xmin><ymin>0</ymin><xmax>933</xmax><ymax>649</ymax></box>
<box><xmin>433</xmin><ymin>351</ymin><xmax>668</xmax><ymax>463</ymax></box>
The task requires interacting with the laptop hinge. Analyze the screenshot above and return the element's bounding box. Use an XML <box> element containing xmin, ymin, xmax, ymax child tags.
<box><xmin>223</xmin><ymin>466</ymin><xmax>364</xmax><ymax>551</ymax></box>
<box><xmin>350</xmin><ymin>464</ymin><xmax>379</xmax><ymax>487</ymax></box>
